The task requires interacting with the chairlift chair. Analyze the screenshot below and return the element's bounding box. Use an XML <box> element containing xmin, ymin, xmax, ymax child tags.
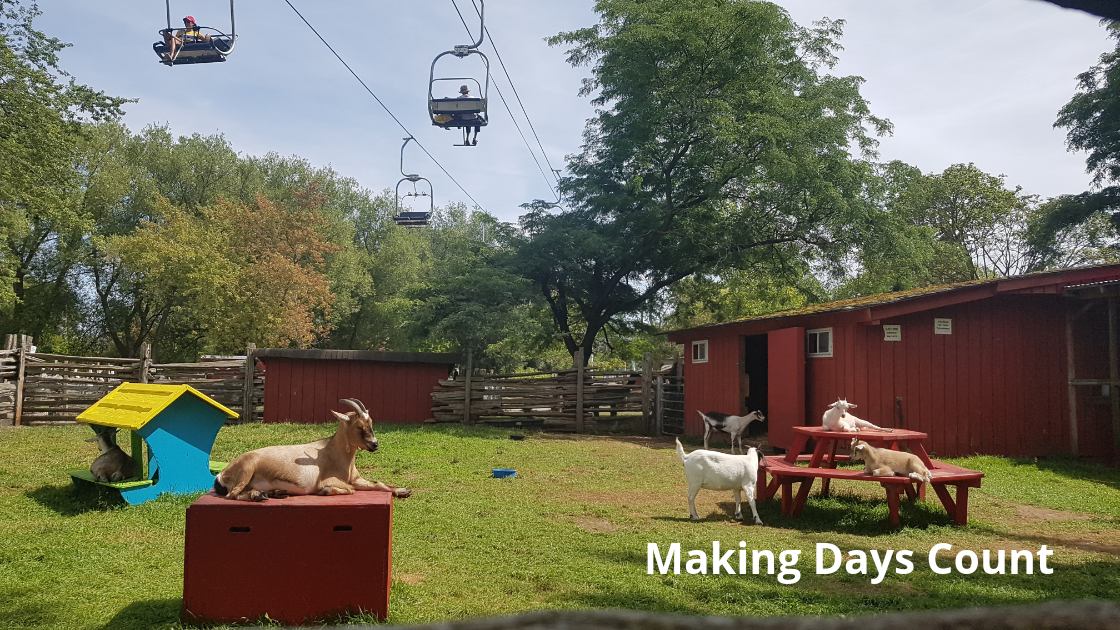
<box><xmin>428</xmin><ymin>1</ymin><xmax>490</xmax><ymax>146</ymax></box>
<box><xmin>394</xmin><ymin>137</ymin><xmax>434</xmax><ymax>227</ymax></box>
<box><xmin>154</xmin><ymin>0</ymin><xmax>238</xmax><ymax>66</ymax></box>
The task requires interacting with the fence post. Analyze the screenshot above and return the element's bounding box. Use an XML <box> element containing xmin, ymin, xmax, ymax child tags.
<box><xmin>463</xmin><ymin>350</ymin><xmax>473</xmax><ymax>425</ymax></box>
<box><xmin>641</xmin><ymin>352</ymin><xmax>653</xmax><ymax>436</ymax></box>
<box><xmin>3</xmin><ymin>334</ymin><xmax>14</xmax><ymax>350</ymax></box>
<box><xmin>574</xmin><ymin>348</ymin><xmax>585</xmax><ymax>434</ymax></box>
<box><xmin>13</xmin><ymin>335</ymin><xmax>31</xmax><ymax>427</ymax></box>
<box><xmin>243</xmin><ymin>342</ymin><xmax>256</xmax><ymax>423</ymax></box>
<box><xmin>139</xmin><ymin>343</ymin><xmax>151</xmax><ymax>383</ymax></box>
<box><xmin>655</xmin><ymin>374</ymin><xmax>664</xmax><ymax>437</ymax></box>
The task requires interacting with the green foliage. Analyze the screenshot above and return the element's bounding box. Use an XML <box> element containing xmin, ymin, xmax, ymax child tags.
<box><xmin>834</xmin><ymin>162</ymin><xmax>1050</xmax><ymax>299</ymax></box>
<box><xmin>0</xmin><ymin>0</ymin><xmax>128</xmax><ymax>339</ymax></box>
<box><xmin>520</xmin><ymin>0</ymin><xmax>887</xmax><ymax>362</ymax></box>
<box><xmin>666</xmin><ymin>266</ymin><xmax>820</xmax><ymax>329</ymax></box>
<box><xmin>1036</xmin><ymin>23</ymin><xmax>1120</xmax><ymax>252</ymax></box>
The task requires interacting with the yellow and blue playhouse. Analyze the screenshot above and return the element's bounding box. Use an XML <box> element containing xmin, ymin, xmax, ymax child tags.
<box><xmin>71</xmin><ymin>383</ymin><xmax>236</xmax><ymax>505</ymax></box>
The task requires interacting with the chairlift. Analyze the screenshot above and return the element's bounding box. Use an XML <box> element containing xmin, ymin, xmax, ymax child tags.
<box><xmin>428</xmin><ymin>1</ymin><xmax>490</xmax><ymax>146</ymax></box>
<box><xmin>394</xmin><ymin>137</ymin><xmax>434</xmax><ymax>228</ymax></box>
<box><xmin>154</xmin><ymin>0</ymin><xmax>238</xmax><ymax>66</ymax></box>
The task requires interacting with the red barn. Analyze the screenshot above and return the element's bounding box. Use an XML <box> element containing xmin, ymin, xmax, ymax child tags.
<box><xmin>256</xmin><ymin>349</ymin><xmax>458</xmax><ymax>424</ymax></box>
<box><xmin>666</xmin><ymin>264</ymin><xmax>1120</xmax><ymax>460</ymax></box>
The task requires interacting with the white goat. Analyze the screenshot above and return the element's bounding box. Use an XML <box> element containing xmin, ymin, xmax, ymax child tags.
<box><xmin>214</xmin><ymin>399</ymin><xmax>412</xmax><ymax>502</ymax></box>
<box><xmin>675</xmin><ymin>438</ymin><xmax>764</xmax><ymax>525</ymax></box>
<box><xmin>849</xmin><ymin>438</ymin><xmax>931</xmax><ymax>484</ymax></box>
<box><xmin>87</xmin><ymin>428</ymin><xmax>140</xmax><ymax>483</ymax></box>
<box><xmin>697</xmin><ymin>410</ymin><xmax>765</xmax><ymax>454</ymax></box>
<box><xmin>822</xmin><ymin>398</ymin><xmax>892</xmax><ymax>432</ymax></box>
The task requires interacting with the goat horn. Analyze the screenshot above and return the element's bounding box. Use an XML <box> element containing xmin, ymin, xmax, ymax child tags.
<box><xmin>339</xmin><ymin>399</ymin><xmax>365</xmax><ymax>415</ymax></box>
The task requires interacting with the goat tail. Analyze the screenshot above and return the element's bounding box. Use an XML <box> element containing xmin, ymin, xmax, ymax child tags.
<box><xmin>213</xmin><ymin>475</ymin><xmax>229</xmax><ymax>496</ymax></box>
<box><xmin>675</xmin><ymin>437</ymin><xmax>688</xmax><ymax>464</ymax></box>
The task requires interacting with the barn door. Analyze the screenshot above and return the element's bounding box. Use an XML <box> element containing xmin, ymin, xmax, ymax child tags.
<box><xmin>767</xmin><ymin>327</ymin><xmax>806</xmax><ymax>450</ymax></box>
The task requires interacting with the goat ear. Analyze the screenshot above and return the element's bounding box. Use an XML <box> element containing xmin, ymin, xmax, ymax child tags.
<box><xmin>330</xmin><ymin>410</ymin><xmax>350</xmax><ymax>422</ymax></box>
<box><xmin>855</xmin><ymin>444</ymin><xmax>865</xmax><ymax>451</ymax></box>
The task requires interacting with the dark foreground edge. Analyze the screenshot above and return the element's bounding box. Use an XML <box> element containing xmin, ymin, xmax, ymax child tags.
<box><xmin>333</xmin><ymin>601</ymin><xmax>1120</xmax><ymax>630</ymax></box>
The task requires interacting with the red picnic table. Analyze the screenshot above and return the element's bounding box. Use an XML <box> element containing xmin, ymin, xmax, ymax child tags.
<box><xmin>757</xmin><ymin>426</ymin><xmax>984</xmax><ymax>526</ymax></box>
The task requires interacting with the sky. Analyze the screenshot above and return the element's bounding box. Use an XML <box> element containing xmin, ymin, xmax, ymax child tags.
<box><xmin>35</xmin><ymin>0</ymin><xmax>1115</xmax><ymax>223</ymax></box>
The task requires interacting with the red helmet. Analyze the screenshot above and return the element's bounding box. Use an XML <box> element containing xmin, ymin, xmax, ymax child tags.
<box><xmin>184</xmin><ymin>15</ymin><xmax>196</xmax><ymax>24</ymax></box>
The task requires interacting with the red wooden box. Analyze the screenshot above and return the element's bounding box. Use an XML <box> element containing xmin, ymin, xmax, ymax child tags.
<box><xmin>182</xmin><ymin>491</ymin><xmax>393</xmax><ymax>625</ymax></box>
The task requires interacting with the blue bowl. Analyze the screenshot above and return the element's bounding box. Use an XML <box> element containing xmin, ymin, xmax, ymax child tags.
<box><xmin>492</xmin><ymin>468</ymin><xmax>517</xmax><ymax>478</ymax></box>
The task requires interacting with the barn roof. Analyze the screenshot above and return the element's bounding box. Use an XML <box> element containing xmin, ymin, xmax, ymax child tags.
<box><xmin>667</xmin><ymin>263</ymin><xmax>1120</xmax><ymax>339</ymax></box>
<box><xmin>254</xmin><ymin>348</ymin><xmax>461</xmax><ymax>364</ymax></box>
<box><xmin>77</xmin><ymin>383</ymin><xmax>238</xmax><ymax>430</ymax></box>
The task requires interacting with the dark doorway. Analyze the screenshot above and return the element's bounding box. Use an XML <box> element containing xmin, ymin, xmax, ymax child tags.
<box><xmin>741</xmin><ymin>334</ymin><xmax>768</xmax><ymax>437</ymax></box>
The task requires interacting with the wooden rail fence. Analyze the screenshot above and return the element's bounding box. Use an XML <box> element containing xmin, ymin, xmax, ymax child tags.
<box><xmin>0</xmin><ymin>335</ymin><xmax>262</xmax><ymax>427</ymax></box>
<box><xmin>430</xmin><ymin>351</ymin><xmax>681</xmax><ymax>434</ymax></box>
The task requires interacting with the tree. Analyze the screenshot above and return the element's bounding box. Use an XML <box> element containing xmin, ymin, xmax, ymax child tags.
<box><xmin>894</xmin><ymin>163</ymin><xmax>1036</xmax><ymax>280</ymax></box>
<box><xmin>517</xmin><ymin>0</ymin><xmax>888</xmax><ymax>362</ymax></box>
<box><xmin>107</xmin><ymin>187</ymin><xmax>340</xmax><ymax>359</ymax></box>
<box><xmin>1035</xmin><ymin>22</ymin><xmax>1120</xmax><ymax>252</ymax></box>
<box><xmin>0</xmin><ymin>0</ymin><xmax>127</xmax><ymax>337</ymax></box>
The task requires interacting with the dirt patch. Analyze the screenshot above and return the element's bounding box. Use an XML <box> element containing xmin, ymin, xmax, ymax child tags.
<box><xmin>572</xmin><ymin>516</ymin><xmax>618</xmax><ymax>533</ymax></box>
<box><xmin>1015</xmin><ymin>504</ymin><xmax>1095</xmax><ymax>523</ymax></box>
<box><xmin>395</xmin><ymin>573</ymin><xmax>425</xmax><ymax>585</ymax></box>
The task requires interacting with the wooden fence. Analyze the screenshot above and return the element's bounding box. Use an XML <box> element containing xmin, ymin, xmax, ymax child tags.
<box><xmin>0</xmin><ymin>335</ymin><xmax>263</xmax><ymax>426</ymax></box>
<box><xmin>430</xmin><ymin>351</ymin><xmax>679</xmax><ymax>433</ymax></box>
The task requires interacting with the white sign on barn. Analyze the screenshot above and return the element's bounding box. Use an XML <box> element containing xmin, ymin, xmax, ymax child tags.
<box><xmin>934</xmin><ymin>318</ymin><xmax>952</xmax><ymax>335</ymax></box>
<box><xmin>883</xmin><ymin>325</ymin><xmax>901</xmax><ymax>342</ymax></box>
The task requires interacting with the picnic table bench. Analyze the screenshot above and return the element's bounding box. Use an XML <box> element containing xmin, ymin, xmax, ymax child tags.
<box><xmin>757</xmin><ymin>426</ymin><xmax>984</xmax><ymax>526</ymax></box>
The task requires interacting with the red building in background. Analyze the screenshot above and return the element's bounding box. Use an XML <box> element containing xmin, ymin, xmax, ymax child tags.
<box><xmin>667</xmin><ymin>264</ymin><xmax>1120</xmax><ymax>460</ymax></box>
<box><xmin>256</xmin><ymin>349</ymin><xmax>458</xmax><ymax>424</ymax></box>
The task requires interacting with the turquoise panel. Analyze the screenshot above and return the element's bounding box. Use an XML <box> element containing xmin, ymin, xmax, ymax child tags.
<box><xmin>119</xmin><ymin>395</ymin><xmax>227</xmax><ymax>505</ymax></box>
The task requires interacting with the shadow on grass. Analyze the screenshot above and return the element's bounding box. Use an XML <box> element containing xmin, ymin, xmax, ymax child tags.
<box><xmin>25</xmin><ymin>483</ymin><xmax>125</xmax><ymax>516</ymax></box>
<box><xmin>0</xmin><ymin>585</ymin><xmax>64</xmax><ymax>628</ymax></box>
<box><xmin>98</xmin><ymin>599</ymin><xmax>181</xmax><ymax>630</ymax></box>
<box><xmin>762</xmin><ymin>492</ymin><xmax>954</xmax><ymax>535</ymax></box>
<box><xmin>1030</xmin><ymin>457</ymin><xmax>1120</xmax><ymax>492</ymax></box>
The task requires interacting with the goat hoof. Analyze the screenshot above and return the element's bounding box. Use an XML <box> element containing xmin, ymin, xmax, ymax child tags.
<box><xmin>393</xmin><ymin>488</ymin><xmax>412</xmax><ymax>498</ymax></box>
<box><xmin>249</xmin><ymin>490</ymin><xmax>268</xmax><ymax>502</ymax></box>
<box><xmin>734</xmin><ymin>514</ymin><xmax>743</xmax><ymax>521</ymax></box>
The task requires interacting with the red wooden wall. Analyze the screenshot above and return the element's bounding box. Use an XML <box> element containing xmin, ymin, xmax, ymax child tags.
<box><xmin>806</xmin><ymin>295</ymin><xmax>1071</xmax><ymax>458</ymax></box>
<box><xmin>682</xmin><ymin>330</ymin><xmax>741</xmax><ymax>437</ymax></box>
<box><xmin>678</xmin><ymin>295</ymin><xmax>1086</xmax><ymax>458</ymax></box>
<box><xmin>261</xmin><ymin>358</ymin><xmax>451</xmax><ymax>424</ymax></box>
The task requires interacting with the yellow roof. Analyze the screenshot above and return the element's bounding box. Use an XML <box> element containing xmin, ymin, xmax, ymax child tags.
<box><xmin>77</xmin><ymin>383</ymin><xmax>238</xmax><ymax>430</ymax></box>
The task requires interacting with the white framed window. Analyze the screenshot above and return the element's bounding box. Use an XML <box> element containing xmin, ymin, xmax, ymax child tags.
<box><xmin>807</xmin><ymin>328</ymin><xmax>833</xmax><ymax>357</ymax></box>
<box><xmin>691</xmin><ymin>340</ymin><xmax>708</xmax><ymax>363</ymax></box>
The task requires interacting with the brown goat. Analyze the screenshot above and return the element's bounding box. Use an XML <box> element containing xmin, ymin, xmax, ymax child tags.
<box><xmin>214</xmin><ymin>399</ymin><xmax>412</xmax><ymax>502</ymax></box>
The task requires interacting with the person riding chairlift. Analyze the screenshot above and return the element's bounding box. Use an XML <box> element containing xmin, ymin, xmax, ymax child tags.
<box><xmin>162</xmin><ymin>15</ymin><xmax>211</xmax><ymax>61</ymax></box>
<box><xmin>455</xmin><ymin>84</ymin><xmax>483</xmax><ymax>146</ymax></box>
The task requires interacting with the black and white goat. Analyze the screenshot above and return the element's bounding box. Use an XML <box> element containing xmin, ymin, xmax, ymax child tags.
<box><xmin>697</xmin><ymin>410</ymin><xmax>765</xmax><ymax>454</ymax></box>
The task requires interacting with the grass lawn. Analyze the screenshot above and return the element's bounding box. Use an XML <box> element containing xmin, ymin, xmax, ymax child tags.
<box><xmin>1</xmin><ymin>424</ymin><xmax>1119</xmax><ymax>629</ymax></box>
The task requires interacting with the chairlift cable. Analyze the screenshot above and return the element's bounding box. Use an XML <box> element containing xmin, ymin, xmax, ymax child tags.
<box><xmin>450</xmin><ymin>0</ymin><xmax>556</xmax><ymax>197</ymax></box>
<box><xmin>284</xmin><ymin>0</ymin><xmax>486</xmax><ymax>212</ymax></box>
<box><xmin>468</xmin><ymin>0</ymin><xmax>561</xmax><ymax>186</ymax></box>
